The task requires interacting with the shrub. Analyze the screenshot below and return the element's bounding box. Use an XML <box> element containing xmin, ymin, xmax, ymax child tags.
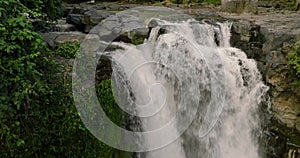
<box><xmin>96</xmin><ymin>79</ymin><xmax>133</xmax><ymax>158</ymax></box>
<box><xmin>20</xmin><ymin>0</ymin><xmax>62</xmax><ymax>20</ymax></box>
<box><xmin>202</xmin><ymin>0</ymin><xmax>221</xmax><ymax>5</ymax></box>
<box><xmin>0</xmin><ymin>0</ymin><xmax>60</xmax><ymax>156</ymax></box>
<box><xmin>288</xmin><ymin>39</ymin><xmax>300</xmax><ymax>78</ymax></box>
<box><xmin>131</xmin><ymin>37</ymin><xmax>145</xmax><ymax>45</ymax></box>
<box><xmin>54</xmin><ymin>41</ymin><xmax>80</xmax><ymax>59</ymax></box>
<box><xmin>0</xmin><ymin>0</ymin><xmax>130</xmax><ymax>157</ymax></box>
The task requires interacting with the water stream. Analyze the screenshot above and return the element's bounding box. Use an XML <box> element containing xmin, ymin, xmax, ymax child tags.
<box><xmin>109</xmin><ymin>19</ymin><xmax>268</xmax><ymax>158</ymax></box>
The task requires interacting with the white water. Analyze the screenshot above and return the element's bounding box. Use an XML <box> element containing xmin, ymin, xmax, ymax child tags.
<box><xmin>110</xmin><ymin>19</ymin><xmax>268</xmax><ymax>158</ymax></box>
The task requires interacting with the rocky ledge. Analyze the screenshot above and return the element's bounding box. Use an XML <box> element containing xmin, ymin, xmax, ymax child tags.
<box><xmin>217</xmin><ymin>11</ymin><xmax>300</xmax><ymax>158</ymax></box>
<box><xmin>40</xmin><ymin>3</ymin><xmax>300</xmax><ymax>158</ymax></box>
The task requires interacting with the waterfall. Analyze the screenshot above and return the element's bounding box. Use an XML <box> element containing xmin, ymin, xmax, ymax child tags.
<box><xmin>109</xmin><ymin>19</ymin><xmax>268</xmax><ymax>158</ymax></box>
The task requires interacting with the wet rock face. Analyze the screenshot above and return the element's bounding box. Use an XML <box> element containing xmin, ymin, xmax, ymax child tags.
<box><xmin>226</xmin><ymin>13</ymin><xmax>300</xmax><ymax>158</ymax></box>
<box><xmin>229</xmin><ymin>16</ymin><xmax>300</xmax><ymax>130</ymax></box>
<box><xmin>43</xmin><ymin>3</ymin><xmax>300</xmax><ymax>157</ymax></box>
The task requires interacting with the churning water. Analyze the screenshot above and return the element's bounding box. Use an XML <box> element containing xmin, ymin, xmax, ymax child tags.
<box><xmin>109</xmin><ymin>19</ymin><xmax>269</xmax><ymax>158</ymax></box>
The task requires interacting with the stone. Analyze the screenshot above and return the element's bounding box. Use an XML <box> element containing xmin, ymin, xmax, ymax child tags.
<box><xmin>66</xmin><ymin>9</ymin><xmax>115</xmax><ymax>33</ymax></box>
<box><xmin>127</xmin><ymin>28</ymin><xmax>149</xmax><ymax>40</ymax></box>
<box><xmin>57</xmin><ymin>23</ymin><xmax>77</xmax><ymax>32</ymax></box>
<box><xmin>272</xmin><ymin>95</ymin><xmax>300</xmax><ymax>128</ymax></box>
<box><xmin>40</xmin><ymin>32</ymin><xmax>86</xmax><ymax>48</ymax></box>
<box><xmin>219</xmin><ymin>12</ymin><xmax>300</xmax><ymax>154</ymax></box>
<box><xmin>54</xmin><ymin>32</ymin><xmax>86</xmax><ymax>46</ymax></box>
<box><xmin>66</xmin><ymin>14</ymin><xmax>83</xmax><ymax>26</ymax></box>
<box><xmin>62</xmin><ymin>3</ymin><xmax>300</xmax><ymax>136</ymax></box>
<box><xmin>84</xmin><ymin>9</ymin><xmax>113</xmax><ymax>24</ymax></box>
<box><xmin>40</xmin><ymin>33</ymin><xmax>59</xmax><ymax>48</ymax></box>
<box><xmin>296</xmin><ymin>118</ymin><xmax>300</xmax><ymax>132</ymax></box>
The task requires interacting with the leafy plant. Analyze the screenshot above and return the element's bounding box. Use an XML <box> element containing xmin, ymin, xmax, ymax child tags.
<box><xmin>131</xmin><ymin>37</ymin><xmax>145</xmax><ymax>45</ymax></box>
<box><xmin>0</xmin><ymin>0</ymin><xmax>58</xmax><ymax>156</ymax></box>
<box><xmin>202</xmin><ymin>0</ymin><xmax>221</xmax><ymax>5</ymax></box>
<box><xmin>20</xmin><ymin>0</ymin><xmax>62</xmax><ymax>20</ymax></box>
<box><xmin>288</xmin><ymin>39</ymin><xmax>300</xmax><ymax>78</ymax></box>
<box><xmin>153</xmin><ymin>1</ymin><xmax>163</xmax><ymax>6</ymax></box>
<box><xmin>95</xmin><ymin>79</ymin><xmax>132</xmax><ymax>158</ymax></box>
<box><xmin>54</xmin><ymin>41</ymin><xmax>80</xmax><ymax>59</ymax></box>
<box><xmin>0</xmin><ymin>0</ymin><xmax>129</xmax><ymax>157</ymax></box>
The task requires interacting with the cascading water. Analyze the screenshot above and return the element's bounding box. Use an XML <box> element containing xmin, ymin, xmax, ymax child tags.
<box><xmin>109</xmin><ymin>18</ymin><xmax>269</xmax><ymax>158</ymax></box>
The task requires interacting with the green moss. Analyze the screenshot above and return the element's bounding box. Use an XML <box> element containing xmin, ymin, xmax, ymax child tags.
<box><xmin>131</xmin><ymin>37</ymin><xmax>145</xmax><ymax>45</ymax></box>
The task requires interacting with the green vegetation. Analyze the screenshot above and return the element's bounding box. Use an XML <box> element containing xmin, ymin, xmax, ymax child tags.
<box><xmin>0</xmin><ymin>0</ymin><xmax>66</xmax><ymax>156</ymax></box>
<box><xmin>288</xmin><ymin>39</ymin><xmax>300</xmax><ymax>77</ymax></box>
<box><xmin>202</xmin><ymin>0</ymin><xmax>221</xmax><ymax>5</ymax></box>
<box><xmin>0</xmin><ymin>0</ymin><xmax>130</xmax><ymax>157</ymax></box>
<box><xmin>96</xmin><ymin>79</ymin><xmax>132</xmax><ymax>158</ymax></box>
<box><xmin>167</xmin><ymin>0</ymin><xmax>221</xmax><ymax>5</ymax></box>
<box><xmin>54</xmin><ymin>41</ymin><xmax>80</xmax><ymax>59</ymax></box>
<box><xmin>288</xmin><ymin>39</ymin><xmax>300</xmax><ymax>79</ymax></box>
<box><xmin>21</xmin><ymin>0</ymin><xmax>62</xmax><ymax>20</ymax></box>
<box><xmin>153</xmin><ymin>1</ymin><xmax>163</xmax><ymax>6</ymax></box>
<box><xmin>131</xmin><ymin>37</ymin><xmax>145</xmax><ymax>45</ymax></box>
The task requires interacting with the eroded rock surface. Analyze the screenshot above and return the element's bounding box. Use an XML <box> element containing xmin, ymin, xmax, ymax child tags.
<box><xmin>220</xmin><ymin>12</ymin><xmax>300</xmax><ymax>130</ymax></box>
<box><xmin>41</xmin><ymin>3</ymin><xmax>300</xmax><ymax>157</ymax></box>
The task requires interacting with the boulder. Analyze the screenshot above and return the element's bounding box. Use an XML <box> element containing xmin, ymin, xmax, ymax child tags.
<box><xmin>66</xmin><ymin>9</ymin><xmax>114</xmax><ymax>33</ymax></box>
<box><xmin>127</xmin><ymin>28</ymin><xmax>150</xmax><ymax>40</ymax></box>
<box><xmin>83</xmin><ymin>9</ymin><xmax>114</xmax><ymax>33</ymax></box>
<box><xmin>40</xmin><ymin>32</ymin><xmax>60</xmax><ymax>48</ymax></box>
<box><xmin>40</xmin><ymin>32</ymin><xmax>86</xmax><ymax>48</ymax></box>
<box><xmin>55</xmin><ymin>32</ymin><xmax>86</xmax><ymax>46</ymax></box>
<box><xmin>63</xmin><ymin>3</ymin><xmax>135</xmax><ymax>33</ymax></box>
<box><xmin>67</xmin><ymin>14</ymin><xmax>84</xmax><ymax>27</ymax></box>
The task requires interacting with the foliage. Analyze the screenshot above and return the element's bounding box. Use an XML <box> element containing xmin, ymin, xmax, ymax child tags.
<box><xmin>54</xmin><ymin>41</ymin><xmax>80</xmax><ymax>59</ymax></box>
<box><xmin>131</xmin><ymin>37</ymin><xmax>145</xmax><ymax>45</ymax></box>
<box><xmin>0</xmin><ymin>0</ymin><xmax>58</xmax><ymax>156</ymax></box>
<box><xmin>153</xmin><ymin>1</ymin><xmax>163</xmax><ymax>6</ymax></box>
<box><xmin>20</xmin><ymin>0</ymin><xmax>62</xmax><ymax>20</ymax></box>
<box><xmin>202</xmin><ymin>0</ymin><xmax>221</xmax><ymax>5</ymax></box>
<box><xmin>0</xmin><ymin>0</ymin><xmax>129</xmax><ymax>157</ymax></box>
<box><xmin>288</xmin><ymin>39</ymin><xmax>300</xmax><ymax>78</ymax></box>
<box><xmin>96</xmin><ymin>79</ymin><xmax>123</xmax><ymax>125</ymax></box>
<box><xmin>169</xmin><ymin>0</ymin><xmax>221</xmax><ymax>5</ymax></box>
<box><xmin>96</xmin><ymin>79</ymin><xmax>133</xmax><ymax>158</ymax></box>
